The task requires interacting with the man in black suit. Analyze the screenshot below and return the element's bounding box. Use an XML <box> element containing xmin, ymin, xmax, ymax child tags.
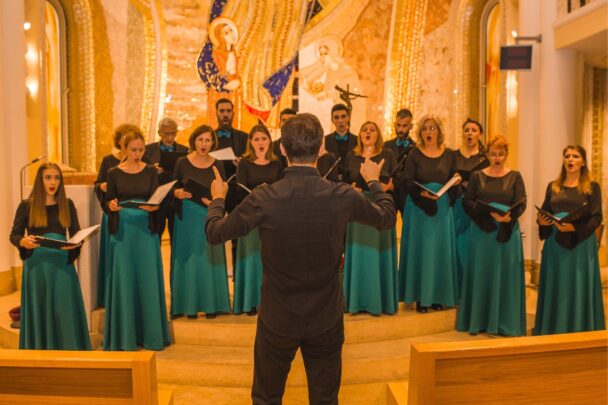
<box><xmin>324</xmin><ymin>104</ymin><xmax>357</xmax><ymax>182</ymax></box>
<box><xmin>383</xmin><ymin>108</ymin><xmax>415</xmax><ymax>216</ymax></box>
<box><xmin>143</xmin><ymin>117</ymin><xmax>188</xmax><ymax>243</ymax></box>
<box><xmin>205</xmin><ymin>113</ymin><xmax>395</xmax><ymax>405</ymax></box>
<box><xmin>272</xmin><ymin>108</ymin><xmax>297</xmax><ymax>168</ymax></box>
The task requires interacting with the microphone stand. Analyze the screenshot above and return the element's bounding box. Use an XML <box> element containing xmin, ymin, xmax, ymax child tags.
<box><xmin>20</xmin><ymin>155</ymin><xmax>46</xmax><ymax>200</ymax></box>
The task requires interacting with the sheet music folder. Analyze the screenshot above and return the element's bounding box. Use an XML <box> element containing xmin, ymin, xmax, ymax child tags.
<box><xmin>119</xmin><ymin>180</ymin><xmax>177</xmax><ymax>208</ymax></box>
<box><xmin>476</xmin><ymin>198</ymin><xmax>526</xmax><ymax>215</ymax></box>
<box><xmin>535</xmin><ymin>202</ymin><xmax>590</xmax><ymax>225</ymax></box>
<box><xmin>159</xmin><ymin>151</ymin><xmax>187</xmax><ymax>171</ymax></box>
<box><xmin>183</xmin><ymin>178</ymin><xmax>212</xmax><ymax>204</ymax></box>
<box><xmin>34</xmin><ymin>224</ymin><xmax>100</xmax><ymax>249</ymax></box>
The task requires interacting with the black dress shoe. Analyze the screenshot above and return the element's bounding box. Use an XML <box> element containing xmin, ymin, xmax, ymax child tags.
<box><xmin>431</xmin><ymin>304</ymin><xmax>444</xmax><ymax>311</ymax></box>
<box><xmin>170</xmin><ymin>314</ymin><xmax>184</xmax><ymax>320</ymax></box>
<box><xmin>205</xmin><ymin>313</ymin><xmax>216</xmax><ymax>319</ymax></box>
<box><xmin>416</xmin><ymin>305</ymin><xmax>428</xmax><ymax>313</ymax></box>
<box><xmin>187</xmin><ymin>314</ymin><xmax>198</xmax><ymax>319</ymax></box>
<box><xmin>246</xmin><ymin>308</ymin><xmax>257</xmax><ymax>316</ymax></box>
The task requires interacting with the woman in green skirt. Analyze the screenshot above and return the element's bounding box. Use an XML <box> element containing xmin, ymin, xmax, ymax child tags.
<box><xmin>399</xmin><ymin>115</ymin><xmax>461</xmax><ymax>313</ymax></box>
<box><xmin>535</xmin><ymin>145</ymin><xmax>604</xmax><ymax>335</ymax></box>
<box><xmin>171</xmin><ymin>125</ymin><xmax>231</xmax><ymax>319</ymax></box>
<box><xmin>104</xmin><ymin>128</ymin><xmax>170</xmax><ymax>351</ymax></box>
<box><xmin>233</xmin><ymin>125</ymin><xmax>283</xmax><ymax>315</ymax></box>
<box><xmin>457</xmin><ymin>136</ymin><xmax>527</xmax><ymax>336</ymax></box>
<box><xmin>453</xmin><ymin>119</ymin><xmax>488</xmax><ymax>298</ymax></box>
<box><xmin>343</xmin><ymin>122</ymin><xmax>399</xmax><ymax>315</ymax></box>
<box><xmin>10</xmin><ymin>162</ymin><xmax>90</xmax><ymax>350</ymax></box>
<box><xmin>93</xmin><ymin>125</ymin><xmax>127</xmax><ymax>308</ymax></box>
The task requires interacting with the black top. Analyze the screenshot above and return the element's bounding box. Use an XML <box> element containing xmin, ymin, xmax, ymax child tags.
<box><xmin>10</xmin><ymin>199</ymin><xmax>81</xmax><ymax>263</ymax></box>
<box><xmin>324</xmin><ymin>132</ymin><xmax>358</xmax><ymax>181</ymax></box>
<box><xmin>404</xmin><ymin>147</ymin><xmax>458</xmax><ymax>216</ymax></box>
<box><xmin>317</xmin><ymin>152</ymin><xmax>339</xmax><ymax>182</ymax></box>
<box><xmin>105</xmin><ymin>165</ymin><xmax>159</xmax><ymax>234</ymax></box>
<box><xmin>143</xmin><ymin>141</ymin><xmax>189</xmax><ymax>185</ymax></box>
<box><xmin>172</xmin><ymin>156</ymin><xmax>225</xmax><ymax>217</ymax></box>
<box><xmin>205</xmin><ymin>166</ymin><xmax>396</xmax><ymax>338</ymax></box>
<box><xmin>215</xmin><ymin>128</ymin><xmax>248</xmax><ymax>212</ymax></box>
<box><xmin>236</xmin><ymin>159</ymin><xmax>282</xmax><ymax>203</ymax></box>
<box><xmin>343</xmin><ymin>149</ymin><xmax>397</xmax><ymax>190</ymax></box>
<box><xmin>538</xmin><ymin>181</ymin><xmax>602</xmax><ymax>249</ymax></box>
<box><xmin>463</xmin><ymin>170</ymin><xmax>527</xmax><ymax>243</ymax></box>
<box><xmin>94</xmin><ymin>154</ymin><xmax>121</xmax><ymax>206</ymax></box>
<box><xmin>454</xmin><ymin>148</ymin><xmax>489</xmax><ymax>192</ymax></box>
<box><xmin>384</xmin><ymin>136</ymin><xmax>415</xmax><ymax>213</ymax></box>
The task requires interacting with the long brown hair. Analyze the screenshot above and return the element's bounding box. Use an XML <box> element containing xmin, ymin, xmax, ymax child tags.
<box><xmin>552</xmin><ymin>145</ymin><xmax>592</xmax><ymax>195</ymax></box>
<box><xmin>354</xmin><ymin>121</ymin><xmax>384</xmax><ymax>156</ymax></box>
<box><xmin>242</xmin><ymin>125</ymin><xmax>276</xmax><ymax>161</ymax></box>
<box><xmin>28</xmin><ymin>162</ymin><xmax>70</xmax><ymax>228</ymax></box>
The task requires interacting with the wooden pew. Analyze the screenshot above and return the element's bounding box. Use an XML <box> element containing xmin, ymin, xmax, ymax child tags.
<box><xmin>0</xmin><ymin>350</ymin><xmax>173</xmax><ymax>404</ymax></box>
<box><xmin>390</xmin><ymin>330</ymin><xmax>607</xmax><ymax>404</ymax></box>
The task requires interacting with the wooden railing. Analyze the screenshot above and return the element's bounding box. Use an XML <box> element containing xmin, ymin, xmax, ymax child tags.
<box><xmin>389</xmin><ymin>330</ymin><xmax>608</xmax><ymax>404</ymax></box>
<box><xmin>0</xmin><ymin>350</ymin><xmax>172</xmax><ymax>404</ymax></box>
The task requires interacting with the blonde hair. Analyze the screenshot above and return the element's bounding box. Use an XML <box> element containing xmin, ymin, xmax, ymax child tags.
<box><xmin>354</xmin><ymin>121</ymin><xmax>384</xmax><ymax>156</ymax></box>
<box><xmin>28</xmin><ymin>162</ymin><xmax>70</xmax><ymax>228</ymax></box>
<box><xmin>416</xmin><ymin>115</ymin><xmax>445</xmax><ymax>148</ymax></box>
<box><xmin>552</xmin><ymin>145</ymin><xmax>592</xmax><ymax>195</ymax></box>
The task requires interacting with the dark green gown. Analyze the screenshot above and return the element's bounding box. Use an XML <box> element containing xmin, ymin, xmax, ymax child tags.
<box><xmin>457</xmin><ymin>171</ymin><xmax>527</xmax><ymax>336</ymax></box>
<box><xmin>10</xmin><ymin>201</ymin><xmax>91</xmax><ymax>350</ymax></box>
<box><xmin>171</xmin><ymin>157</ymin><xmax>230</xmax><ymax>316</ymax></box>
<box><xmin>534</xmin><ymin>182</ymin><xmax>605</xmax><ymax>335</ymax></box>
<box><xmin>343</xmin><ymin>151</ymin><xmax>399</xmax><ymax>315</ymax></box>
<box><xmin>103</xmin><ymin>165</ymin><xmax>170</xmax><ymax>351</ymax></box>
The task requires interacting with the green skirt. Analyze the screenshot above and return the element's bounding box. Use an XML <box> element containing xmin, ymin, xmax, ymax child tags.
<box><xmin>456</xmin><ymin>220</ymin><xmax>527</xmax><ymax>336</ymax></box>
<box><xmin>104</xmin><ymin>208</ymin><xmax>170</xmax><ymax>351</ymax></box>
<box><xmin>534</xmin><ymin>229</ymin><xmax>605</xmax><ymax>335</ymax></box>
<box><xmin>453</xmin><ymin>196</ymin><xmax>471</xmax><ymax>300</ymax></box>
<box><xmin>233</xmin><ymin>229</ymin><xmax>262</xmax><ymax>314</ymax></box>
<box><xmin>96</xmin><ymin>213</ymin><xmax>109</xmax><ymax>308</ymax></box>
<box><xmin>398</xmin><ymin>184</ymin><xmax>458</xmax><ymax>307</ymax></box>
<box><xmin>20</xmin><ymin>233</ymin><xmax>91</xmax><ymax>350</ymax></box>
<box><xmin>343</xmin><ymin>221</ymin><xmax>398</xmax><ymax>315</ymax></box>
<box><xmin>171</xmin><ymin>200</ymin><xmax>230</xmax><ymax>316</ymax></box>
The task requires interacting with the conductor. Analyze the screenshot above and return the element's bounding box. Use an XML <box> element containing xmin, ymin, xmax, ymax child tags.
<box><xmin>205</xmin><ymin>113</ymin><xmax>396</xmax><ymax>404</ymax></box>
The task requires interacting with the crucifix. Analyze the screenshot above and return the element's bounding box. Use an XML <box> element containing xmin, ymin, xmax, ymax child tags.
<box><xmin>334</xmin><ymin>84</ymin><xmax>367</xmax><ymax>113</ymax></box>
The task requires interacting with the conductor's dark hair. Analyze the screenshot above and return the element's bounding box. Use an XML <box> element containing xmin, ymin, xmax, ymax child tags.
<box><xmin>331</xmin><ymin>104</ymin><xmax>349</xmax><ymax>116</ymax></box>
<box><xmin>280</xmin><ymin>113</ymin><xmax>323</xmax><ymax>164</ymax></box>
<box><xmin>215</xmin><ymin>98</ymin><xmax>233</xmax><ymax>110</ymax></box>
<box><xmin>396</xmin><ymin>109</ymin><xmax>413</xmax><ymax>120</ymax></box>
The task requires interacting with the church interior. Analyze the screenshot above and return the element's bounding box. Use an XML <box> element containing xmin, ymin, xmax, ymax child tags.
<box><xmin>0</xmin><ymin>0</ymin><xmax>606</xmax><ymax>404</ymax></box>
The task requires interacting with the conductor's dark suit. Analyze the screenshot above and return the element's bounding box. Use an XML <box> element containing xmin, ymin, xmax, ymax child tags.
<box><xmin>205</xmin><ymin>165</ymin><xmax>395</xmax><ymax>404</ymax></box>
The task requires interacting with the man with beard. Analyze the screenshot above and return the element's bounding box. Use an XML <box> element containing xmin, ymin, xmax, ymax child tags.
<box><xmin>324</xmin><ymin>104</ymin><xmax>357</xmax><ymax>182</ymax></box>
<box><xmin>384</xmin><ymin>108</ymin><xmax>415</xmax><ymax>216</ymax></box>
<box><xmin>143</xmin><ymin>117</ymin><xmax>189</xmax><ymax>243</ymax></box>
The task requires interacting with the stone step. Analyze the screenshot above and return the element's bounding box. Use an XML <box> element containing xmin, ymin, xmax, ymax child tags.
<box><xmin>158</xmin><ymin>380</ymin><xmax>397</xmax><ymax>405</ymax></box>
<box><xmin>156</xmin><ymin>338</ymin><xmax>411</xmax><ymax>387</ymax></box>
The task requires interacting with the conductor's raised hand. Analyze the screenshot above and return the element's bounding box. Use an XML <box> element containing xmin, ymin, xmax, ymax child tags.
<box><xmin>360</xmin><ymin>157</ymin><xmax>384</xmax><ymax>184</ymax></box>
<box><xmin>211</xmin><ymin>166</ymin><xmax>228</xmax><ymax>200</ymax></box>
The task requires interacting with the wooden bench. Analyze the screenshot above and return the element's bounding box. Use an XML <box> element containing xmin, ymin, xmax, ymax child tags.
<box><xmin>389</xmin><ymin>330</ymin><xmax>608</xmax><ymax>404</ymax></box>
<box><xmin>0</xmin><ymin>350</ymin><xmax>173</xmax><ymax>404</ymax></box>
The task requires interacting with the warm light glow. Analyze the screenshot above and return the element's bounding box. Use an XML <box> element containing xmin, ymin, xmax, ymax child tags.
<box><xmin>25</xmin><ymin>46</ymin><xmax>38</xmax><ymax>64</ymax></box>
<box><xmin>26</xmin><ymin>78</ymin><xmax>38</xmax><ymax>97</ymax></box>
<box><xmin>511</xmin><ymin>30</ymin><xmax>518</xmax><ymax>38</ymax></box>
<box><xmin>24</xmin><ymin>22</ymin><xmax>32</xmax><ymax>31</ymax></box>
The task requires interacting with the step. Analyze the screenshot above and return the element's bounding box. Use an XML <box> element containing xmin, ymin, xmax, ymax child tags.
<box><xmin>156</xmin><ymin>338</ymin><xmax>411</xmax><ymax>387</ymax></box>
<box><xmin>158</xmin><ymin>380</ymin><xmax>396</xmax><ymax>405</ymax></box>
